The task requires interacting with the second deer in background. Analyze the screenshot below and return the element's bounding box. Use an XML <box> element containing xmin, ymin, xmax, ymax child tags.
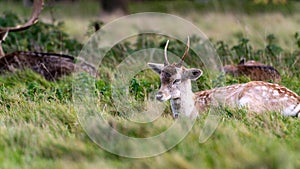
<box><xmin>223</xmin><ymin>58</ymin><xmax>281</xmax><ymax>83</ymax></box>
<box><xmin>0</xmin><ymin>0</ymin><xmax>97</xmax><ymax>80</ymax></box>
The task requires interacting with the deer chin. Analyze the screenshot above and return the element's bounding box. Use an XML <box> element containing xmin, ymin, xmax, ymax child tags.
<box><xmin>156</xmin><ymin>94</ymin><xmax>171</xmax><ymax>102</ymax></box>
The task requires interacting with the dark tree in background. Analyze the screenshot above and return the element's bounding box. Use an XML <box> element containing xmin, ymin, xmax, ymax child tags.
<box><xmin>99</xmin><ymin>0</ymin><xmax>145</xmax><ymax>14</ymax></box>
<box><xmin>22</xmin><ymin>0</ymin><xmax>33</xmax><ymax>6</ymax></box>
<box><xmin>99</xmin><ymin>0</ymin><xmax>129</xmax><ymax>14</ymax></box>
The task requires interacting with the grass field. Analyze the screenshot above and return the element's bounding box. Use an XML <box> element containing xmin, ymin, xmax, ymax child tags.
<box><xmin>0</xmin><ymin>0</ymin><xmax>300</xmax><ymax>169</ymax></box>
<box><xmin>1</xmin><ymin>0</ymin><xmax>299</xmax><ymax>48</ymax></box>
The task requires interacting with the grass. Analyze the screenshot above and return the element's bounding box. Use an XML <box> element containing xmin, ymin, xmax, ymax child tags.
<box><xmin>0</xmin><ymin>53</ymin><xmax>299</xmax><ymax>169</ymax></box>
<box><xmin>1</xmin><ymin>73</ymin><xmax>300</xmax><ymax>169</ymax></box>
<box><xmin>0</xmin><ymin>0</ymin><xmax>300</xmax><ymax>169</ymax></box>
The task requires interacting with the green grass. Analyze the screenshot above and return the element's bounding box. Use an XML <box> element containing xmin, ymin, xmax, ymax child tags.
<box><xmin>0</xmin><ymin>1</ymin><xmax>300</xmax><ymax>168</ymax></box>
<box><xmin>0</xmin><ymin>60</ymin><xmax>299</xmax><ymax>169</ymax></box>
<box><xmin>1</xmin><ymin>71</ymin><xmax>300</xmax><ymax>169</ymax></box>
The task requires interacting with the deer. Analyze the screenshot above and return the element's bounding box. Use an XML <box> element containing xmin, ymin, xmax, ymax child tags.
<box><xmin>148</xmin><ymin>38</ymin><xmax>300</xmax><ymax>119</ymax></box>
<box><xmin>0</xmin><ymin>0</ymin><xmax>97</xmax><ymax>80</ymax></box>
<box><xmin>223</xmin><ymin>57</ymin><xmax>281</xmax><ymax>83</ymax></box>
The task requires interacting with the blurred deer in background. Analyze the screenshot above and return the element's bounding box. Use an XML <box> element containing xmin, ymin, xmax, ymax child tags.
<box><xmin>0</xmin><ymin>0</ymin><xmax>96</xmax><ymax>80</ymax></box>
<box><xmin>223</xmin><ymin>57</ymin><xmax>281</xmax><ymax>83</ymax></box>
<box><xmin>148</xmin><ymin>38</ymin><xmax>300</xmax><ymax>119</ymax></box>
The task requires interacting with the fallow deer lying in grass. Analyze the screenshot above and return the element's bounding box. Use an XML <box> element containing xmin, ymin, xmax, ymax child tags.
<box><xmin>0</xmin><ymin>51</ymin><xmax>97</xmax><ymax>80</ymax></box>
<box><xmin>223</xmin><ymin>57</ymin><xmax>281</xmax><ymax>83</ymax></box>
<box><xmin>148</xmin><ymin>38</ymin><xmax>300</xmax><ymax>118</ymax></box>
<box><xmin>0</xmin><ymin>0</ymin><xmax>96</xmax><ymax>80</ymax></box>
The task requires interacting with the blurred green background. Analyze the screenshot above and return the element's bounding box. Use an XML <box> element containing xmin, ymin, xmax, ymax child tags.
<box><xmin>1</xmin><ymin>0</ymin><xmax>299</xmax><ymax>48</ymax></box>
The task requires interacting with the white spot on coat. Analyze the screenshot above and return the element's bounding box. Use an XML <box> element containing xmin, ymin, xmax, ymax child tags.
<box><xmin>290</xmin><ymin>104</ymin><xmax>300</xmax><ymax>116</ymax></box>
<box><xmin>238</xmin><ymin>97</ymin><xmax>250</xmax><ymax>108</ymax></box>
<box><xmin>283</xmin><ymin>105</ymin><xmax>297</xmax><ymax>116</ymax></box>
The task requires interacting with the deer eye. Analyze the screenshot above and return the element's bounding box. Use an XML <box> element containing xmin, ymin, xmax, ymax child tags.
<box><xmin>173</xmin><ymin>79</ymin><xmax>181</xmax><ymax>85</ymax></box>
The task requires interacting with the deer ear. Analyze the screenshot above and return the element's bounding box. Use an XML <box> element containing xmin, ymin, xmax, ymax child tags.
<box><xmin>238</xmin><ymin>57</ymin><xmax>246</xmax><ymax>65</ymax></box>
<box><xmin>148</xmin><ymin>63</ymin><xmax>164</xmax><ymax>74</ymax></box>
<box><xmin>185</xmin><ymin>68</ymin><xmax>202</xmax><ymax>80</ymax></box>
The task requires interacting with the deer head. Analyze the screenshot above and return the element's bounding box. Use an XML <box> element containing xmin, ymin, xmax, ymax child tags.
<box><xmin>0</xmin><ymin>0</ymin><xmax>44</xmax><ymax>57</ymax></box>
<box><xmin>148</xmin><ymin>37</ymin><xmax>203</xmax><ymax>103</ymax></box>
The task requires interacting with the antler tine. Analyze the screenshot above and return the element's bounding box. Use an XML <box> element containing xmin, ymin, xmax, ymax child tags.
<box><xmin>176</xmin><ymin>36</ymin><xmax>190</xmax><ymax>67</ymax></box>
<box><xmin>0</xmin><ymin>0</ymin><xmax>44</xmax><ymax>33</ymax></box>
<box><xmin>164</xmin><ymin>40</ymin><xmax>170</xmax><ymax>66</ymax></box>
<box><xmin>0</xmin><ymin>31</ymin><xmax>8</xmax><ymax>57</ymax></box>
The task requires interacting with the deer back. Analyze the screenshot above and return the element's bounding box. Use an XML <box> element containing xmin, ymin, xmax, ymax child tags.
<box><xmin>194</xmin><ymin>81</ymin><xmax>300</xmax><ymax>116</ymax></box>
<box><xmin>224</xmin><ymin>59</ymin><xmax>281</xmax><ymax>82</ymax></box>
<box><xmin>0</xmin><ymin>51</ymin><xmax>97</xmax><ymax>80</ymax></box>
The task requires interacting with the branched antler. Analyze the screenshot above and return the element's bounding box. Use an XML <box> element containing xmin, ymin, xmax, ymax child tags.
<box><xmin>0</xmin><ymin>0</ymin><xmax>98</xmax><ymax>81</ymax></box>
<box><xmin>0</xmin><ymin>0</ymin><xmax>44</xmax><ymax>57</ymax></box>
<box><xmin>0</xmin><ymin>0</ymin><xmax>44</xmax><ymax>33</ymax></box>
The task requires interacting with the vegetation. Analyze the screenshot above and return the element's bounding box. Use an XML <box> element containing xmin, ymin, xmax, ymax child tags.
<box><xmin>0</xmin><ymin>12</ymin><xmax>82</xmax><ymax>55</ymax></box>
<box><xmin>0</xmin><ymin>1</ymin><xmax>300</xmax><ymax>169</ymax></box>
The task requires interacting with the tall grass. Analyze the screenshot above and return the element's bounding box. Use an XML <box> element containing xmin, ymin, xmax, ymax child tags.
<box><xmin>0</xmin><ymin>35</ymin><xmax>299</xmax><ymax>168</ymax></box>
<box><xmin>0</xmin><ymin>1</ymin><xmax>300</xmax><ymax>168</ymax></box>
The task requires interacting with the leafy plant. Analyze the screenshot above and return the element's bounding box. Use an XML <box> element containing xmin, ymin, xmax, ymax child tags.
<box><xmin>0</xmin><ymin>12</ymin><xmax>82</xmax><ymax>56</ymax></box>
<box><xmin>265</xmin><ymin>34</ymin><xmax>283</xmax><ymax>57</ymax></box>
<box><xmin>232</xmin><ymin>38</ymin><xmax>253</xmax><ymax>59</ymax></box>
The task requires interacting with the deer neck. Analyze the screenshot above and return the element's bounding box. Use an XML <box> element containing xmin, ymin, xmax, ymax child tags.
<box><xmin>170</xmin><ymin>80</ymin><xmax>195</xmax><ymax>118</ymax></box>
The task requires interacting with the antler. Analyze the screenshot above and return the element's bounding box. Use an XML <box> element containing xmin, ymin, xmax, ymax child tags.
<box><xmin>0</xmin><ymin>0</ymin><xmax>44</xmax><ymax>33</ymax></box>
<box><xmin>164</xmin><ymin>40</ymin><xmax>170</xmax><ymax>66</ymax></box>
<box><xmin>0</xmin><ymin>31</ymin><xmax>8</xmax><ymax>56</ymax></box>
<box><xmin>176</xmin><ymin>36</ymin><xmax>190</xmax><ymax>67</ymax></box>
<box><xmin>0</xmin><ymin>0</ymin><xmax>44</xmax><ymax>57</ymax></box>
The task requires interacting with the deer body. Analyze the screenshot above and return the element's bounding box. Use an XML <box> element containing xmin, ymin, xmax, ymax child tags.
<box><xmin>0</xmin><ymin>0</ymin><xmax>97</xmax><ymax>80</ymax></box>
<box><xmin>0</xmin><ymin>51</ymin><xmax>97</xmax><ymax>80</ymax></box>
<box><xmin>194</xmin><ymin>81</ymin><xmax>300</xmax><ymax>116</ymax></box>
<box><xmin>148</xmin><ymin>39</ymin><xmax>300</xmax><ymax>118</ymax></box>
<box><xmin>223</xmin><ymin>58</ymin><xmax>281</xmax><ymax>83</ymax></box>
